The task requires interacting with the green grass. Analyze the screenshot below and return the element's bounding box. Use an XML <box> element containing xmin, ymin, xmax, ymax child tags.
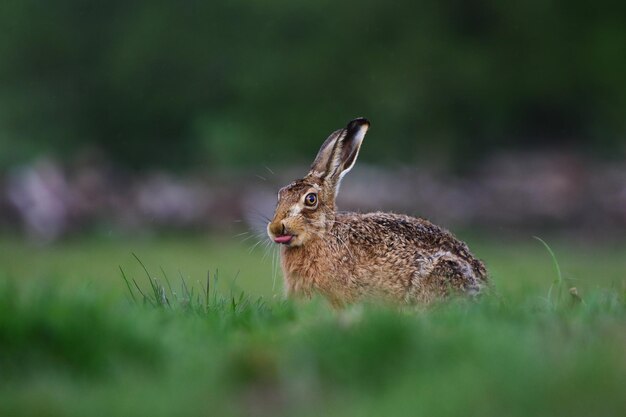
<box><xmin>0</xmin><ymin>233</ymin><xmax>625</xmax><ymax>417</ymax></box>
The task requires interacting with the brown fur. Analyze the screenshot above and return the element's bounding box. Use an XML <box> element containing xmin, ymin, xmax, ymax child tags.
<box><xmin>268</xmin><ymin>118</ymin><xmax>487</xmax><ymax>306</ymax></box>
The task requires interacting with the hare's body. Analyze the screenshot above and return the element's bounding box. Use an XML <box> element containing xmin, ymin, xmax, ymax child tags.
<box><xmin>281</xmin><ymin>212</ymin><xmax>486</xmax><ymax>306</ymax></box>
<box><xmin>268</xmin><ymin>118</ymin><xmax>487</xmax><ymax>306</ymax></box>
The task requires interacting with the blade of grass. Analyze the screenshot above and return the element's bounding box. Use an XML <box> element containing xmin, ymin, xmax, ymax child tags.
<box><xmin>205</xmin><ymin>270</ymin><xmax>211</xmax><ymax>313</ymax></box>
<box><xmin>131</xmin><ymin>277</ymin><xmax>154</xmax><ymax>307</ymax></box>
<box><xmin>179</xmin><ymin>271</ymin><xmax>190</xmax><ymax>299</ymax></box>
<box><xmin>119</xmin><ymin>266</ymin><xmax>137</xmax><ymax>303</ymax></box>
<box><xmin>132</xmin><ymin>253</ymin><xmax>160</xmax><ymax>301</ymax></box>
<box><xmin>161</xmin><ymin>266</ymin><xmax>177</xmax><ymax>303</ymax></box>
<box><xmin>213</xmin><ymin>268</ymin><xmax>219</xmax><ymax>306</ymax></box>
<box><xmin>534</xmin><ymin>236</ymin><xmax>563</xmax><ymax>309</ymax></box>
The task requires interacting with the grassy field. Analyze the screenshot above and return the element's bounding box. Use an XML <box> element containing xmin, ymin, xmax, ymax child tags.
<box><xmin>0</xmin><ymin>233</ymin><xmax>625</xmax><ymax>417</ymax></box>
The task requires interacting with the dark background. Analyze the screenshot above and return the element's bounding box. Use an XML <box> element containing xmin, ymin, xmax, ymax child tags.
<box><xmin>1</xmin><ymin>0</ymin><xmax>625</xmax><ymax>170</ymax></box>
<box><xmin>1</xmin><ymin>1</ymin><xmax>625</xmax><ymax>240</ymax></box>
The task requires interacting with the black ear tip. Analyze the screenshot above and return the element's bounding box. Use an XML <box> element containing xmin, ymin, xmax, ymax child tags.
<box><xmin>346</xmin><ymin>117</ymin><xmax>370</xmax><ymax>132</ymax></box>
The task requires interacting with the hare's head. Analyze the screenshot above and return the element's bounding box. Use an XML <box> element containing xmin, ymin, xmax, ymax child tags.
<box><xmin>268</xmin><ymin>118</ymin><xmax>369</xmax><ymax>246</ymax></box>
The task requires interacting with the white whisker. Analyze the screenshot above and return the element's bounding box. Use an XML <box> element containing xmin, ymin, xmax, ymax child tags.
<box><xmin>272</xmin><ymin>244</ymin><xmax>280</xmax><ymax>293</ymax></box>
<box><xmin>248</xmin><ymin>238</ymin><xmax>264</xmax><ymax>254</ymax></box>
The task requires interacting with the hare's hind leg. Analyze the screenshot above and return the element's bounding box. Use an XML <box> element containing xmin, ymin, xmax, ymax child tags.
<box><xmin>425</xmin><ymin>258</ymin><xmax>482</xmax><ymax>297</ymax></box>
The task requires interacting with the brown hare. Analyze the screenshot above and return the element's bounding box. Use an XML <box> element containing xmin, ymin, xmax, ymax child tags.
<box><xmin>267</xmin><ymin>118</ymin><xmax>487</xmax><ymax>307</ymax></box>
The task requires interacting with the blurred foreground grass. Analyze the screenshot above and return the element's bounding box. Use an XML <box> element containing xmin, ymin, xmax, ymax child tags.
<box><xmin>0</xmin><ymin>233</ymin><xmax>625</xmax><ymax>416</ymax></box>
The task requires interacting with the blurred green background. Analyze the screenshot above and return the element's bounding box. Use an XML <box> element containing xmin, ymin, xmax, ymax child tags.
<box><xmin>1</xmin><ymin>0</ymin><xmax>625</xmax><ymax>170</ymax></box>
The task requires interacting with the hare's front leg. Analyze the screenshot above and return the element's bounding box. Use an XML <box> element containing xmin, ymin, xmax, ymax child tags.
<box><xmin>283</xmin><ymin>273</ymin><xmax>314</xmax><ymax>300</ymax></box>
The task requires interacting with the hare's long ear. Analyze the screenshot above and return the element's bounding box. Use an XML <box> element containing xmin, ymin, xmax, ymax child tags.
<box><xmin>308</xmin><ymin>118</ymin><xmax>369</xmax><ymax>192</ymax></box>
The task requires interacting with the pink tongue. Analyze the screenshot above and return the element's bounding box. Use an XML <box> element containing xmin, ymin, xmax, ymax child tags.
<box><xmin>274</xmin><ymin>235</ymin><xmax>293</xmax><ymax>244</ymax></box>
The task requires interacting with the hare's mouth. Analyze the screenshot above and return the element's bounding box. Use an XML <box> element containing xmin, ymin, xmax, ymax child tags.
<box><xmin>273</xmin><ymin>235</ymin><xmax>294</xmax><ymax>244</ymax></box>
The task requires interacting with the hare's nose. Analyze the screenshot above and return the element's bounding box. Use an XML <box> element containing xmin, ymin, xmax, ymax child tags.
<box><xmin>269</xmin><ymin>221</ymin><xmax>285</xmax><ymax>236</ymax></box>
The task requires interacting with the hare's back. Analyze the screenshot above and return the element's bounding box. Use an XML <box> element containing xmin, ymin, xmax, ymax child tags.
<box><xmin>336</xmin><ymin>212</ymin><xmax>457</xmax><ymax>250</ymax></box>
<box><xmin>335</xmin><ymin>212</ymin><xmax>486</xmax><ymax>280</ymax></box>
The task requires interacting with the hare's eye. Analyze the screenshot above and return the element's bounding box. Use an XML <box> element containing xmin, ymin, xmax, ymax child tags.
<box><xmin>304</xmin><ymin>193</ymin><xmax>317</xmax><ymax>207</ymax></box>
